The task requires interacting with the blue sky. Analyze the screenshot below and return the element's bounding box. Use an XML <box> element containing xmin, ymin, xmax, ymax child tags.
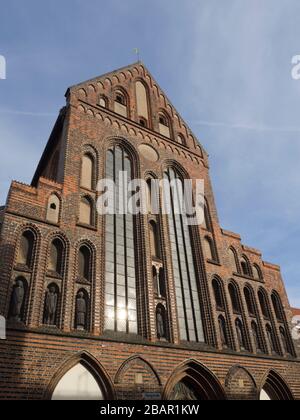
<box><xmin>0</xmin><ymin>0</ymin><xmax>300</xmax><ymax>306</ymax></box>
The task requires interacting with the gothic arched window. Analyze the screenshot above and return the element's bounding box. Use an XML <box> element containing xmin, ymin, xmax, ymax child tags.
<box><xmin>135</xmin><ymin>81</ymin><xmax>150</xmax><ymax>127</ymax></box>
<box><xmin>258</xmin><ymin>289</ymin><xmax>270</xmax><ymax>319</ymax></box>
<box><xmin>271</xmin><ymin>292</ymin><xmax>284</xmax><ymax>322</ymax></box>
<box><xmin>212</xmin><ymin>279</ymin><xmax>224</xmax><ymax>311</ymax></box>
<box><xmin>228</xmin><ymin>247</ymin><xmax>239</xmax><ymax>273</ymax></box>
<box><xmin>229</xmin><ymin>283</ymin><xmax>241</xmax><ymax>314</ymax></box>
<box><xmin>244</xmin><ymin>287</ymin><xmax>255</xmax><ymax>317</ymax></box>
<box><xmin>81</xmin><ymin>153</ymin><xmax>95</xmax><ymax>191</ymax></box>
<box><xmin>104</xmin><ymin>145</ymin><xmax>138</xmax><ymax>334</ymax></box>
<box><xmin>48</xmin><ymin>239</ymin><xmax>64</xmax><ymax>276</ymax></box>
<box><xmin>78</xmin><ymin>246</ymin><xmax>92</xmax><ymax>282</ymax></box>
<box><xmin>17</xmin><ymin>230</ymin><xmax>35</xmax><ymax>268</ymax></box>
<box><xmin>241</xmin><ymin>256</ymin><xmax>251</xmax><ymax>277</ymax></box>
<box><xmin>164</xmin><ymin>167</ymin><xmax>205</xmax><ymax>343</ymax></box>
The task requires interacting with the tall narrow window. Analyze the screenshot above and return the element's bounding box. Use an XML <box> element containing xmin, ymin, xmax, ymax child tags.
<box><xmin>104</xmin><ymin>146</ymin><xmax>138</xmax><ymax>334</ymax></box>
<box><xmin>271</xmin><ymin>292</ymin><xmax>284</xmax><ymax>322</ymax></box>
<box><xmin>17</xmin><ymin>231</ymin><xmax>34</xmax><ymax>268</ymax></box>
<box><xmin>212</xmin><ymin>279</ymin><xmax>224</xmax><ymax>311</ymax></box>
<box><xmin>81</xmin><ymin>154</ymin><xmax>94</xmax><ymax>190</ymax></box>
<box><xmin>149</xmin><ymin>221</ymin><xmax>160</xmax><ymax>259</ymax></box>
<box><xmin>158</xmin><ymin>268</ymin><xmax>166</xmax><ymax>298</ymax></box>
<box><xmin>229</xmin><ymin>248</ymin><xmax>239</xmax><ymax>273</ymax></box>
<box><xmin>244</xmin><ymin>287</ymin><xmax>255</xmax><ymax>316</ymax></box>
<box><xmin>164</xmin><ymin>168</ymin><xmax>205</xmax><ymax>343</ymax></box>
<box><xmin>135</xmin><ymin>81</ymin><xmax>149</xmax><ymax>126</ymax></box>
<box><xmin>229</xmin><ymin>283</ymin><xmax>241</xmax><ymax>314</ymax></box>
<box><xmin>78</xmin><ymin>246</ymin><xmax>92</xmax><ymax>282</ymax></box>
<box><xmin>258</xmin><ymin>290</ymin><xmax>270</xmax><ymax>319</ymax></box>
<box><xmin>79</xmin><ymin>196</ymin><xmax>93</xmax><ymax>226</ymax></box>
<box><xmin>48</xmin><ymin>239</ymin><xmax>64</xmax><ymax>275</ymax></box>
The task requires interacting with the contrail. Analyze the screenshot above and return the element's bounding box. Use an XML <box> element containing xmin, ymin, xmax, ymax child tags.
<box><xmin>0</xmin><ymin>109</ymin><xmax>56</xmax><ymax>117</ymax></box>
<box><xmin>191</xmin><ymin>119</ymin><xmax>300</xmax><ymax>133</ymax></box>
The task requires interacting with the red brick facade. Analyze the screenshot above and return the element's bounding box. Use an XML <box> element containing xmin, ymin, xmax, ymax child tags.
<box><xmin>0</xmin><ymin>63</ymin><xmax>299</xmax><ymax>400</ymax></box>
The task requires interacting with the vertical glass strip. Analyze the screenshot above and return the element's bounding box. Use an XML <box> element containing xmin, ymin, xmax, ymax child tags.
<box><xmin>166</xmin><ymin>168</ymin><xmax>204</xmax><ymax>343</ymax></box>
<box><xmin>105</xmin><ymin>146</ymin><xmax>138</xmax><ymax>334</ymax></box>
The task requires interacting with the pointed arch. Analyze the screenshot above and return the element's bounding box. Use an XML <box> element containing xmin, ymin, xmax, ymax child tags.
<box><xmin>271</xmin><ymin>291</ymin><xmax>284</xmax><ymax>322</ymax></box>
<box><xmin>228</xmin><ymin>282</ymin><xmax>241</xmax><ymax>314</ymax></box>
<box><xmin>260</xmin><ymin>370</ymin><xmax>294</xmax><ymax>400</ymax></box>
<box><xmin>135</xmin><ymin>79</ymin><xmax>151</xmax><ymax>128</ymax></box>
<box><xmin>163</xmin><ymin>360</ymin><xmax>226</xmax><ymax>400</ymax></box>
<box><xmin>225</xmin><ymin>365</ymin><xmax>257</xmax><ymax>400</ymax></box>
<box><xmin>212</xmin><ymin>277</ymin><xmax>225</xmax><ymax>311</ymax></box>
<box><xmin>240</xmin><ymin>255</ymin><xmax>251</xmax><ymax>277</ymax></box>
<box><xmin>16</xmin><ymin>229</ymin><xmax>36</xmax><ymax>268</ymax></box>
<box><xmin>114</xmin><ymin>355</ymin><xmax>161</xmax><ymax>386</ymax></box>
<box><xmin>228</xmin><ymin>247</ymin><xmax>239</xmax><ymax>273</ymax></box>
<box><xmin>44</xmin><ymin>351</ymin><xmax>115</xmax><ymax>400</ymax></box>
<box><xmin>48</xmin><ymin>237</ymin><xmax>65</xmax><ymax>275</ymax></box>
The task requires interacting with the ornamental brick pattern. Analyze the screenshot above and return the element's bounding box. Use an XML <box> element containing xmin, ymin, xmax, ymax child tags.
<box><xmin>0</xmin><ymin>63</ymin><xmax>299</xmax><ymax>400</ymax></box>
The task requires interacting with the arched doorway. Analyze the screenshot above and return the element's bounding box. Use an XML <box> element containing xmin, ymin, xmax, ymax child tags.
<box><xmin>52</xmin><ymin>364</ymin><xmax>104</xmax><ymax>400</ymax></box>
<box><xmin>163</xmin><ymin>360</ymin><xmax>226</xmax><ymax>400</ymax></box>
<box><xmin>45</xmin><ymin>352</ymin><xmax>115</xmax><ymax>400</ymax></box>
<box><xmin>260</xmin><ymin>370</ymin><xmax>294</xmax><ymax>400</ymax></box>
